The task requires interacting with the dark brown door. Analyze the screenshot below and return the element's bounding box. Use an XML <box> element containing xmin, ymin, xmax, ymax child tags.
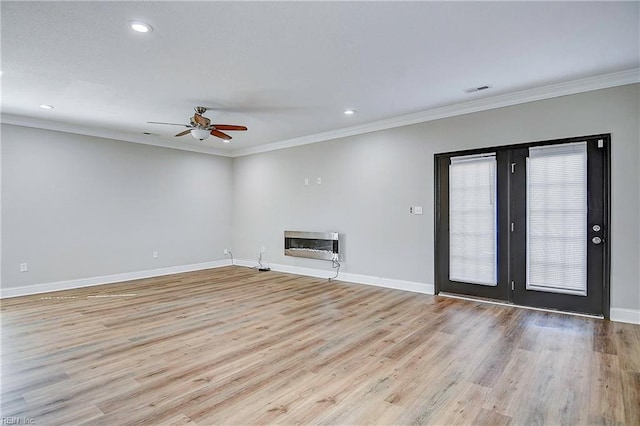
<box><xmin>435</xmin><ymin>135</ymin><xmax>609</xmax><ymax>317</ymax></box>
<box><xmin>436</xmin><ymin>151</ymin><xmax>510</xmax><ymax>301</ymax></box>
<box><xmin>510</xmin><ymin>137</ymin><xmax>608</xmax><ymax>316</ymax></box>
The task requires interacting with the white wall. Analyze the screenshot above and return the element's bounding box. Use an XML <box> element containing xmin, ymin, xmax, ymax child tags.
<box><xmin>232</xmin><ymin>84</ymin><xmax>640</xmax><ymax>313</ymax></box>
<box><xmin>1</xmin><ymin>125</ymin><xmax>233</xmax><ymax>290</ymax></box>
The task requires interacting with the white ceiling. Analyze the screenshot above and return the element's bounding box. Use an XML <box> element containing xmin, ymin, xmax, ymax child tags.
<box><xmin>2</xmin><ymin>1</ymin><xmax>639</xmax><ymax>157</ymax></box>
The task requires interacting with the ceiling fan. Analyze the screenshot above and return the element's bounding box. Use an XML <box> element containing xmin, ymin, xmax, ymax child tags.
<box><xmin>148</xmin><ymin>106</ymin><xmax>247</xmax><ymax>142</ymax></box>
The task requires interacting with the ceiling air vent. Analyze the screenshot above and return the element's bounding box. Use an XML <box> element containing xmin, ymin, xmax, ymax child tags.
<box><xmin>464</xmin><ymin>85</ymin><xmax>492</xmax><ymax>94</ymax></box>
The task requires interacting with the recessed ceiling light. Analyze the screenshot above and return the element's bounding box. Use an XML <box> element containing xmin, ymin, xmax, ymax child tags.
<box><xmin>344</xmin><ymin>109</ymin><xmax>356</xmax><ymax>115</ymax></box>
<box><xmin>39</xmin><ymin>104</ymin><xmax>54</xmax><ymax>109</ymax></box>
<box><xmin>129</xmin><ymin>21</ymin><xmax>152</xmax><ymax>33</ymax></box>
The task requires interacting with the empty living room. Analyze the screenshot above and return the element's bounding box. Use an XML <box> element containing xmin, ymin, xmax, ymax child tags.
<box><xmin>1</xmin><ymin>2</ymin><xmax>639</xmax><ymax>425</ymax></box>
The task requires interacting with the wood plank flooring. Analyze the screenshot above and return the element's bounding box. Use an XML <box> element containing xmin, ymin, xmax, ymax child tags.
<box><xmin>1</xmin><ymin>266</ymin><xmax>639</xmax><ymax>425</ymax></box>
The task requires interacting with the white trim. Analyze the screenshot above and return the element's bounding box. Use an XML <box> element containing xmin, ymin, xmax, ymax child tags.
<box><xmin>0</xmin><ymin>115</ymin><xmax>233</xmax><ymax>158</ymax></box>
<box><xmin>337</xmin><ymin>271</ymin><xmax>433</xmax><ymax>295</ymax></box>
<box><xmin>610</xmin><ymin>308</ymin><xmax>640</xmax><ymax>325</ymax></box>
<box><xmin>231</xmin><ymin>69</ymin><xmax>640</xmax><ymax>157</ymax></box>
<box><xmin>3</xmin><ymin>261</ymin><xmax>633</xmax><ymax>323</ymax></box>
<box><xmin>2</xmin><ymin>70</ymin><xmax>638</xmax><ymax>159</ymax></box>
<box><xmin>0</xmin><ymin>260</ymin><xmax>231</xmax><ymax>298</ymax></box>
<box><xmin>439</xmin><ymin>293</ymin><xmax>640</xmax><ymax>325</ymax></box>
<box><xmin>233</xmin><ymin>259</ymin><xmax>434</xmax><ymax>295</ymax></box>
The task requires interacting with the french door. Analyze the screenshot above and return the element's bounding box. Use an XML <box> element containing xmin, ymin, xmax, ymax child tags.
<box><xmin>435</xmin><ymin>135</ymin><xmax>609</xmax><ymax>317</ymax></box>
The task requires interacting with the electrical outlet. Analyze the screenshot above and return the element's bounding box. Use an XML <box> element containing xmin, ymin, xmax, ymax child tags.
<box><xmin>304</xmin><ymin>178</ymin><xmax>309</xmax><ymax>186</ymax></box>
<box><xmin>317</xmin><ymin>177</ymin><xmax>322</xmax><ymax>184</ymax></box>
<box><xmin>224</xmin><ymin>248</ymin><xmax>229</xmax><ymax>255</ymax></box>
<box><xmin>152</xmin><ymin>251</ymin><xmax>159</xmax><ymax>259</ymax></box>
<box><xmin>415</xmin><ymin>206</ymin><xmax>423</xmax><ymax>215</ymax></box>
<box><xmin>260</xmin><ymin>246</ymin><xmax>266</xmax><ymax>253</ymax></box>
<box><xmin>409</xmin><ymin>206</ymin><xmax>414</xmax><ymax>214</ymax></box>
<box><xmin>20</xmin><ymin>262</ymin><xmax>28</xmax><ymax>272</ymax></box>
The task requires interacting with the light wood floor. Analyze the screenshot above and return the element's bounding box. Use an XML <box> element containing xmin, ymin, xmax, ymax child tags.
<box><xmin>1</xmin><ymin>267</ymin><xmax>639</xmax><ymax>425</ymax></box>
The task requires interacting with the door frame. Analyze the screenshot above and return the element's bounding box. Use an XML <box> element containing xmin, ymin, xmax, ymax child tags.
<box><xmin>434</xmin><ymin>134</ymin><xmax>611</xmax><ymax>318</ymax></box>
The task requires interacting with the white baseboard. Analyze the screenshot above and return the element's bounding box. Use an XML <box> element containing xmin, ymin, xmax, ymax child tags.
<box><xmin>0</xmin><ymin>260</ymin><xmax>232</xmax><ymax>298</ymax></box>
<box><xmin>6</xmin><ymin>260</ymin><xmax>630</xmax><ymax>323</ymax></box>
<box><xmin>610</xmin><ymin>307</ymin><xmax>640</xmax><ymax>325</ymax></box>
<box><xmin>233</xmin><ymin>259</ymin><xmax>434</xmax><ymax>295</ymax></box>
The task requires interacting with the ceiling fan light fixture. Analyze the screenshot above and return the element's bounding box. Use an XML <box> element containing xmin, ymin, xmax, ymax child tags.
<box><xmin>149</xmin><ymin>106</ymin><xmax>246</xmax><ymax>143</ymax></box>
<box><xmin>344</xmin><ymin>109</ymin><xmax>356</xmax><ymax>115</ymax></box>
<box><xmin>191</xmin><ymin>128</ymin><xmax>211</xmax><ymax>141</ymax></box>
<box><xmin>129</xmin><ymin>21</ymin><xmax>153</xmax><ymax>33</ymax></box>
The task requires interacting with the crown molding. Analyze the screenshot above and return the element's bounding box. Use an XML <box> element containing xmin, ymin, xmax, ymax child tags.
<box><xmin>231</xmin><ymin>68</ymin><xmax>640</xmax><ymax>157</ymax></box>
<box><xmin>3</xmin><ymin>69</ymin><xmax>638</xmax><ymax>158</ymax></box>
<box><xmin>0</xmin><ymin>114</ymin><xmax>233</xmax><ymax>157</ymax></box>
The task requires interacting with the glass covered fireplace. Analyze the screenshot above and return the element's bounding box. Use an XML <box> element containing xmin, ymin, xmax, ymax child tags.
<box><xmin>284</xmin><ymin>231</ymin><xmax>339</xmax><ymax>261</ymax></box>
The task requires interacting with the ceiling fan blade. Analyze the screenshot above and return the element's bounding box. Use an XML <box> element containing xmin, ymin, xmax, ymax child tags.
<box><xmin>211</xmin><ymin>129</ymin><xmax>232</xmax><ymax>140</ymax></box>
<box><xmin>213</xmin><ymin>124</ymin><xmax>247</xmax><ymax>131</ymax></box>
<box><xmin>148</xmin><ymin>121</ymin><xmax>191</xmax><ymax>127</ymax></box>
<box><xmin>193</xmin><ymin>114</ymin><xmax>210</xmax><ymax>127</ymax></box>
<box><xmin>174</xmin><ymin>130</ymin><xmax>191</xmax><ymax>137</ymax></box>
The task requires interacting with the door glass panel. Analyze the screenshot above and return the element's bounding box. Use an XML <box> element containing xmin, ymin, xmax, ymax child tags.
<box><xmin>526</xmin><ymin>142</ymin><xmax>587</xmax><ymax>295</ymax></box>
<box><xmin>449</xmin><ymin>154</ymin><xmax>497</xmax><ymax>286</ymax></box>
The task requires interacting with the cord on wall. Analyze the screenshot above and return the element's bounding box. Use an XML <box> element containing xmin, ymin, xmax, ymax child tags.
<box><xmin>225</xmin><ymin>249</ymin><xmax>267</xmax><ymax>271</ymax></box>
<box><xmin>225</xmin><ymin>250</ymin><xmax>234</xmax><ymax>266</ymax></box>
<box><xmin>258</xmin><ymin>252</ymin><xmax>271</xmax><ymax>272</ymax></box>
<box><xmin>329</xmin><ymin>258</ymin><xmax>340</xmax><ymax>281</ymax></box>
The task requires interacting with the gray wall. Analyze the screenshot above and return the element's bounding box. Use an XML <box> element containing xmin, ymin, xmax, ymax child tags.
<box><xmin>2</xmin><ymin>85</ymin><xmax>638</xmax><ymax>313</ymax></box>
<box><xmin>1</xmin><ymin>124</ymin><xmax>233</xmax><ymax>288</ymax></box>
<box><xmin>232</xmin><ymin>84</ymin><xmax>640</xmax><ymax>311</ymax></box>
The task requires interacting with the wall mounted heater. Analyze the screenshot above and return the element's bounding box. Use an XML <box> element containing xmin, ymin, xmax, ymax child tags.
<box><xmin>284</xmin><ymin>231</ymin><xmax>339</xmax><ymax>261</ymax></box>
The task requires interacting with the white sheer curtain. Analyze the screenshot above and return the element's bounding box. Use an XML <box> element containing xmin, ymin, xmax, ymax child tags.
<box><xmin>526</xmin><ymin>142</ymin><xmax>587</xmax><ymax>295</ymax></box>
<box><xmin>449</xmin><ymin>154</ymin><xmax>497</xmax><ymax>286</ymax></box>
